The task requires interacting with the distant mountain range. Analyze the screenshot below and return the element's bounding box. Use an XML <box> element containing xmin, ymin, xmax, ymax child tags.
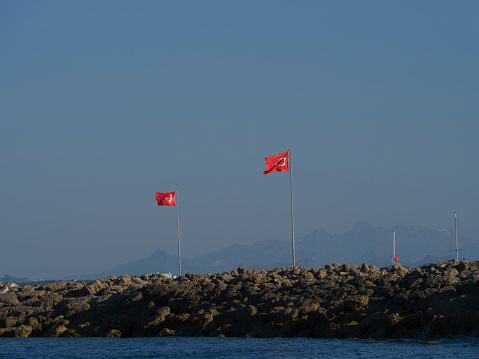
<box><xmin>71</xmin><ymin>221</ymin><xmax>479</xmax><ymax>280</ymax></box>
<box><xmin>0</xmin><ymin>274</ymin><xmax>34</xmax><ymax>284</ymax></box>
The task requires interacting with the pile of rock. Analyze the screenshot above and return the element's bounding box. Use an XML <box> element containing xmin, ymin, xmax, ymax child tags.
<box><xmin>1</xmin><ymin>260</ymin><xmax>478</xmax><ymax>338</ymax></box>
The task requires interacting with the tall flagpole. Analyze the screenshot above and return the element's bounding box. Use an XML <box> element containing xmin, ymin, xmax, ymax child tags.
<box><xmin>289</xmin><ymin>148</ymin><xmax>295</xmax><ymax>267</ymax></box>
<box><xmin>392</xmin><ymin>229</ymin><xmax>395</xmax><ymax>266</ymax></box>
<box><xmin>176</xmin><ymin>188</ymin><xmax>181</xmax><ymax>277</ymax></box>
<box><xmin>454</xmin><ymin>212</ymin><xmax>458</xmax><ymax>261</ymax></box>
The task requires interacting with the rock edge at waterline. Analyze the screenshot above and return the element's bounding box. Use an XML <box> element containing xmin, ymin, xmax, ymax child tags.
<box><xmin>1</xmin><ymin>260</ymin><xmax>478</xmax><ymax>339</ymax></box>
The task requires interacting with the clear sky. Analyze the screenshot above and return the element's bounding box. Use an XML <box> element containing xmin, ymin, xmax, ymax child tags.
<box><xmin>1</xmin><ymin>1</ymin><xmax>478</xmax><ymax>278</ymax></box>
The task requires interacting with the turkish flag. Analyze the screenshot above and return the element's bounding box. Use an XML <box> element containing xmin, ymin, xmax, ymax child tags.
<box><xmin>264</xmin><ymin>151</ymin><xmax>289</xmax><ymax>175</ymax></box>
<box><xmin>394</xmin><ymin>257</ymin><xmax>399</xmax><ymax>261</ymax></box>
<box><xmin>156</xmin><ymin>191</ymin><xmax>176</xmax><ymax>206</ymax></box>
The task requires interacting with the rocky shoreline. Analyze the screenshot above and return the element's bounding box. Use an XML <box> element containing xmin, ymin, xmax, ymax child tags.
<box><xmin>1</xmin><ymin>260</ymin><xmax>479</xmax><ymax>339</ymax></box>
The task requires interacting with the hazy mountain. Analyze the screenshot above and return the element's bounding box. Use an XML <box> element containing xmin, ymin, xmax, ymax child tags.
<box><xmin>70</xmin><ymin>221</ymin><xmax>479</xmax><ymax>280</ymax></box>
<box><xmin>79</xmin><ymin>249</ymin><xmax>179</xmax><ymax>279</ymax></box>
<box><xmin>0</xmin><ymin>274</ymin><xmax>35</xmax><ymax>284</ymax></box>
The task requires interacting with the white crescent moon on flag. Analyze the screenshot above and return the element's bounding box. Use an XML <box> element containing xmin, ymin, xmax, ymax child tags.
<box><xmin>276</xmin><ymin>157</ymin><xmax>286</xmax><ymax>166</ymax></box>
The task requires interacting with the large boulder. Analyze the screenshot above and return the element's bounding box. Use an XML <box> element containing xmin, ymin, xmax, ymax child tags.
<box><xmin>0</xmin><ymin>292</ymin><xmax>19</xmax><ymax>306</ymax></box>
<box><xmin>15</xmin><ymin>325</ymin><xmax>33</xmax><ymax>338</ymax></box>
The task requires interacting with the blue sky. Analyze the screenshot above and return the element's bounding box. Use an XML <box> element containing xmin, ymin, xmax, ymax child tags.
<box><xmin>1</xmin><ymin>1</ymin><xmax>478</xmax><ymax>278</ymax></box>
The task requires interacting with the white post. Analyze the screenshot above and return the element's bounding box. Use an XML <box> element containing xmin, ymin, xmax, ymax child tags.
<box><xmin>176</xmin><ymin>189</ymin><xmax>181</xmax><ymax>277</ymax></box>
<box><xmin>392</xmin><ymin>229</ymin><xmax>395</xmax><ymax>266</ymax></box>
<box><xmin>289</xmin><ymin>148</ymin><xmax>295</xmax><ymax>267</ymax></box>
<box><xmin>455</xmin><ymin>212</ymin><xmax>458</xmax><ymax>261</ymax></box>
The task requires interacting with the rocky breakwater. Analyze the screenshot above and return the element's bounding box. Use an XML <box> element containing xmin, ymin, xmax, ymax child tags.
<box><xmin>1</xmin><ymin>260</ymin><xmax>479</xmax><ymax>339</ymax></box>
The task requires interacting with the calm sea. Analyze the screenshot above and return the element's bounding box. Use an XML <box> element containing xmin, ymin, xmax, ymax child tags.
<box><xmin>1</xmin><ymin>337</ymin><xmax>478</xmax><ymax>359</ymax></box>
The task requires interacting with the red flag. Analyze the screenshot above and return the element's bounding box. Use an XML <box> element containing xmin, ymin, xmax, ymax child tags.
<box><xmin>394</xmin><ymin>257</ymin><xmax>399</xmax><ymax>261</ymax></box>
<box><xmin>263</xmin><ymin>151</ymin><xmax>289</xmax><ymax>175</ymax></box>
<box><xmin>156</xmin><ymin>191</ymin><xmax>176</xmax><ymax>206</ymax></box>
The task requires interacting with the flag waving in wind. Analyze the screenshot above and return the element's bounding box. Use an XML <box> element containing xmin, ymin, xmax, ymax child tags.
<box><xmin>155</xmin><ymin>189</ymin><xmax>181</xmax><ymax>276</ymax></box>
<box><xmin>263</xmin><ymin>150</ymin><xmax>289</xmax><ymax>175</ymax></box>
<box><xmin>263</xmin><ymin>148</ymin><xmax>296</xmax><ymax>267</ymax></box>
<box><xmin>156</xmin><ymin>191</ymin><xmax>176</xmax><ymax>206</ymax></box>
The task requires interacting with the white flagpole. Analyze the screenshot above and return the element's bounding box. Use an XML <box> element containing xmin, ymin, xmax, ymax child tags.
<box><xmin>289</xmin><ymin>148</ymin><xmax>295</xmax><ymax>267</ymax></box>
<box><xmin>455</xmin><ymin>212</ymin><xmax>458</xmax><ymax>261</ymax></box>
<box><xmin>392</xmin><ymin>229</ymin><xmax>395</xmax><ymax>266</ymax></box>
<box><xmin>176</xmin><ymin>188</ymin><xmax>181</xmax><ymax>277</ymax></box>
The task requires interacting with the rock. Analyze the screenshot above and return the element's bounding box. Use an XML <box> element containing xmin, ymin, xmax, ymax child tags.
<box><xmin>39</xmin><ymin>293</ymin><xmax>63</xmax><ymax>308</ymax></box>
<box><xmin>115</xmin><ymin>275</ymin><xmax>133</xmax><ymax>287</ymax></box>
<box><xmin>41</xmin><ymin>281</ymin><xmax>69</xmax><ymax>292</ymax></box>
<box><xmin>26</xmin><ymin>317</ymin><xmax>42</xmax><ymax>332</ymax></box>
<box><xmin>360</xmin><ymin>263</ymin><xmax>369</xmax><ymax>273</ymax></box>
<box><xmin>158</xmin><ymin>328</ymin><xmax>175</xmax><ymax>337</ymax></box>
<box><xmin>443</xmin><ymin>268</ymin><xmax>459</xmax><ymax>278</ymax></box>
<box><xmin>0</xmin><ymin>292</ymin><xmax>19</xmax><ymax>306</ymax></box>
<box><xmin>3</xmin><ymin>317</ymin><xmax>17</xmax><ymax>328</ymax></box>
<box><xmin>391</xmin><ymin>263</ymin><xmax>409</xmax><ymax>277</ymax></box>
<box><xmin>44</xmin><ymin>325</ymin><xmax>68</xmax><ymax>337</ymax></box>
<box><xmin>299</xmin><ymin>301</ymin><xmax>319</xmax><ymax>316</ymax></box>
<box><xmin>455</xmin><ymin>261</ymin><xmax>469</xmax><ymax>272</ymax></box>
<box><xmin>344</xmin><ymin>295</ymin><xmax>369</xmax><ymax>311</ymax></box>
<box><xmin>1</xmin><ymin>261</ymin><xmax>479</xmax><ymax>339</ymax></box>
<box><xmin>145</xmin><ymin>306</ymin><xmax>171</xmax><ymax>329</ymax></box>
<box><xmin>15</xmin><ymin>325</ymin><xmax>33</xmax><ymax>338</ymax></box>
<box><xmin>61</xmin><ymin>329</ymin><xmax>81</xmax><ymax>338</ymax></box>
<box><xmin>74</xmin><ymin>285</ymin><xmax>95</xmax><ymax>297</ymax></box>
<box><xmin>106</xmin><ymin>329</ymin><xmax>122</xmax><ymax>338</ymax></box>
<box><xmin>60</xmin><ymin>298</ymin><xmax>91</xmax><ymax>316</ymax></box>
<box><xmin>74</xmin><ymin>322</ymin><xmax>94</xmax><ymax>336</ymax></box>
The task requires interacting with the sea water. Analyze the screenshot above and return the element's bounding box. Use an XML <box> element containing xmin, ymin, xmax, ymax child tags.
<box><xmin>1</xmin><ymin>337</ymin><xmax>478</xmax><ymax>359</ymax></box>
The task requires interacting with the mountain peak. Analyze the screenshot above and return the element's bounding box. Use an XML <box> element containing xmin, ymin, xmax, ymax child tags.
<box><xmin>436</xmin><ymin>226</ymin><xmax>451</xmax><ymax>236</ymax></box>
<box><xmin>352</xmin><ymin>221</ymin><xmax>374</xmax><ymax>231</ymax></box>
<box><xmin>60</xmin><ymin>222</ymin><xmax>479</xmax><ymax>280</ymax></box>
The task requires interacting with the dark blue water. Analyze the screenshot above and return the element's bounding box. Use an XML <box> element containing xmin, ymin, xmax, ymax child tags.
<box><xmin>1</xmin><ymin>337</ymin><xmax>478</xmax><ymax>359</ymax></box>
